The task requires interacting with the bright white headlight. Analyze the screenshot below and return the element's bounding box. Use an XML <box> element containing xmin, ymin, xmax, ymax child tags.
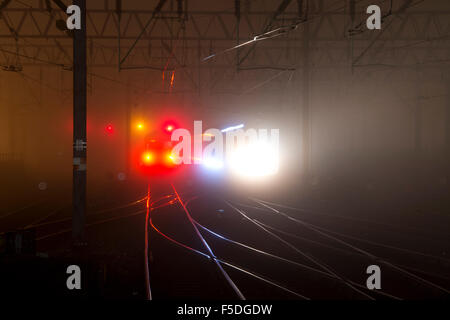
<box><xmin>229</xmin><ymin>141</ymin><xmax>279</xmax><ymax>178</ymax></box>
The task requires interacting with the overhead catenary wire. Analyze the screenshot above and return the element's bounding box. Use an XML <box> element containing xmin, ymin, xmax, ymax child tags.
<box><xmin>0</xmin><ymin>47</ymin><xmax>159</xmax><ymax>94</ymax></box>
<box><xmin>240</xmin><ymin>68</ymin><xmax>294</xmax><ymax>95</ymax></box>
<box><xmin>202</xmin><ymin>0</ymin><xmax>368</xmax><ymax>63</ymax></box>
<box><xmin>202</xmin><ymin>23</ymin><xmax>300</xmax><ymax>62</ymax></box>
<box><xmin>119</xmin><ymin>0</ymin><xmax>168</xmax><ymax>67</ymax></box>
<box><xmin>1</xmin><ymin>0</ymin><xmax>443</xmax><ymax>98</ymax></box>
<box><xmin>351</xmin><ymin>0</ymin><xmax>427</xmax><ymax>66</ymax></box>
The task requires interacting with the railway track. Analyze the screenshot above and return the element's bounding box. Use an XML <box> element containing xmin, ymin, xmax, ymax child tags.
<box><xmin>2</xmin><ymin>180</ymin><xmax>449</xmax><ymax>299</ymax></box>
<box><xmin>148</xmin><ymin>186</ymin><xmax>450</xmax><ymax>299</ymax></box>
<box><xmin>148</xmin><ymin>184</ymin><xmax>311</xmax><ymax>299</ymax></box>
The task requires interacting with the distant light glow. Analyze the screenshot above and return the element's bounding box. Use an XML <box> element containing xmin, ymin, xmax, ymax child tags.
<box><xmin>203</xmin><ymin>157</ymin><xmax>224</xmax><ymax>170</ymax></box>
<box><xmin>166</xmin><ymin>125</ymin><xmax>174</xmax><ymax>132</ymax></box>
<box><xmin>221</xmin><ymin>124</ymin><xmax>244</xmax><ymax>133</ymax></box>
<box><xmin>229</xmin><ymin>140</ymin><xmax>278</xmax><ymax>178</ymax></box>
<box><xmin>136</xmin><ymin>123</ymin><xmax>144</xmax><ymax>130</ymax></box>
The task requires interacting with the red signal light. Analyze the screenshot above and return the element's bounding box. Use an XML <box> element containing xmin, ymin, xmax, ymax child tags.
<box><xmin>163</xmin><ymin>121</ymin><xmax>177</xmax><ymax>134</ymax></box>
<box><xmin>105</xmin><ymin>124</ymin><xmax>114</xmax><ymax>134</ymax></box>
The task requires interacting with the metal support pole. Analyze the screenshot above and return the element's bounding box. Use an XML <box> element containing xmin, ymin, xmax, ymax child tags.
<box><xmin>414</xmin><ymin>75</ymin><xmax>421</xmax><ymax>153</ymax></box>
<box><xmin>72</xmin><ymin>0</ymin><xmax>87</xmax><ymax>246</ymax></box>
<box><xmin>301</xmin><ymin>20</ymin><xmax>310</xmax><ymax>177</ymax></box>
<box><xmin>116</xmin><ymin>0</ymin><xmax>121</xmax><ymax>71</ymax></box>
<box><xmin>446</xmin><ymin>78</ymin><xmax>450</xmax><ymax>154</ymax></box>
<box><xmin>126</xmin><ymin>78</ymin><xmax>131</xmax><ymax>175</ymax></box>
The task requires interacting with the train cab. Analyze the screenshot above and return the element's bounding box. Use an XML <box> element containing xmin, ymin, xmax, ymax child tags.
<box><xmin>138</xmin><ymin>130</ymin><xmax>179</xmax><ymax>175</ymax></box>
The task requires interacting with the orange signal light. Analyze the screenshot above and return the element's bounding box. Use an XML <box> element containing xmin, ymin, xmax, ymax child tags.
<box><xmin>142</xmin><ymin>152</ymin><xmax>154</xmax><ymax>165</ymax></box>
<box><xmin>164</xmin><ymin>153</ymin><xmax>177</xmax><ymax>166</ymax></box>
